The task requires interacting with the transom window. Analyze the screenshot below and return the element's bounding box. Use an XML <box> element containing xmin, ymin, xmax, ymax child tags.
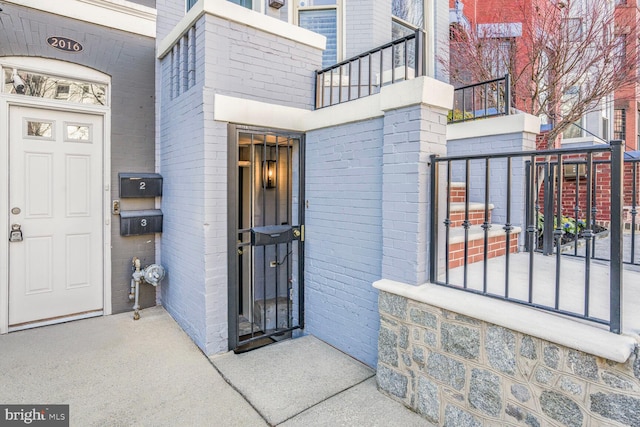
<box><xmin>2</xmin><ymin>67</ymin><xmax>107</xmax><ymax>106</ymax></box>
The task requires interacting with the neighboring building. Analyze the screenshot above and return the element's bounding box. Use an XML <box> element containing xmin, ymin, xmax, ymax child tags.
<box><xmin>614</xmin><ymin>0</ymin><xmax>640</xmax><ymax>151</ymax></box>
<box><xmin>449</xmin><ymin>0</ymin><xmax>622</xmax><ymax>148</ymax></box>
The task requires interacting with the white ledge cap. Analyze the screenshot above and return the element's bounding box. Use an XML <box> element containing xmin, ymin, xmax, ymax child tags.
<box><xmin>380</xmin><ymin>76</ymin><xmax>453</xmax><ymax>112</ymax></box>
<box><xmin>447</xmin><ymin>112</ymin><xmax>541</xmax><ymax>140</ymax></box>
<box><xmin>373</xmin><ymin>279</ymin><xmax>638</xmax><ymax>363</ymax></box>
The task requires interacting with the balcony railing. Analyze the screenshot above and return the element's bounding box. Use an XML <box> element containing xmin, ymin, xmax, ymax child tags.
<box><xmin>314</xmin><ymin>29</ymin><xmax>425</xmax><ymax>109</ymax></box>
<box><xmin>449</xmin><ymin>75</ymin><xmax>511</xmax><ymax>123</ymax></box>
<box><xmin>429</xmin><ymin>141</ymin><xmax>625</xmax><ymax>333</ymax></box>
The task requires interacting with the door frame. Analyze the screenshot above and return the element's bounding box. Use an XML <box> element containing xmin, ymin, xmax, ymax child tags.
<box><xmin>227</xmin><ymin>124</ymin><xmax>306</xmax><ymax>350</ymax></box>
<box><xmin>0</xmin><ymin>57</ymin><xmax>112</xmax><ymax>334</ymax></box>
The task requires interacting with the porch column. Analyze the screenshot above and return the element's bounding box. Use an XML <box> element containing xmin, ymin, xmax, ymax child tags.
<box><xmin>380</xmin><ymin>77</ymin><xmax>453</xmax><ymax>285</ymax></box>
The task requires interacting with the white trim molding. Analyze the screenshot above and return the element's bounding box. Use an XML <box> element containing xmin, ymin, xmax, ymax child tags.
<box><xmin>214</xmin><ymin>76</ymin><xmax>454</xmax><ymax>131</ymax></box>
<box><xmin>447</xmin><ymin>113</ymin><xmax>541</xmax><ymax>141</ymax></box>
<box><xmin>4</xmin><ymin>0</ymin><xmax>156</xmax><ymax>38</ymax></box>
<box><xmin>158</xmin><ymin>0</ymin><xmax>326</xmax><ymax>59</ymax></box>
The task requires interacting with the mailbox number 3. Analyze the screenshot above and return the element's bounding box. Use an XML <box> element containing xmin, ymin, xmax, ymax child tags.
<box><xmin>139</xmin><ymin>181</ymin><xmax>146</xmax><ymax>190</ymax></box>
<box><xmin>141</xmin><ymin>219</ymin><xmax>148</xmax><ymax>227</ymax></box>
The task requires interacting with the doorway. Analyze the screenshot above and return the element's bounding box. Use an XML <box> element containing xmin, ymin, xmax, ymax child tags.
<box><xmin>227</xmin><ymin>125</ymin><xmax>305</xmax><ymax>352</ymax></box>
<box><xmin>8</xmin><ymin>105</ymin><xmax>104</xmax><ymax>329</ymax></box>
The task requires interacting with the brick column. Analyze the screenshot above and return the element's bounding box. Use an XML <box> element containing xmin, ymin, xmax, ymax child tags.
<box><xmin>380</xmin><ymin>77</ymin><xmax>452</xmax><ymax>285</ymax></box>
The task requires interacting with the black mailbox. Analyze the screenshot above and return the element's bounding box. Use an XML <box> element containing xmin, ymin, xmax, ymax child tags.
<box><xmin>119</xmin><ymin>173</ymin><xmax>163</xmax><ymax>198</ymax></box>
<box><xmin>120</xmin><ymin>209</ymin><xmax>163</xmax><ymax>236</ymax></box>
<box><xmin>251</xmin><ymin>225</ymin><xmax>293</xmax><ymax>246</ymax></box>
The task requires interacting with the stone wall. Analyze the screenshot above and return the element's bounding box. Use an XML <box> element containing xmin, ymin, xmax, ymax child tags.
<box><xmin>376</xmin><ymin>291</ymin><xmax>640</xmax><ymax>427</ymax></box>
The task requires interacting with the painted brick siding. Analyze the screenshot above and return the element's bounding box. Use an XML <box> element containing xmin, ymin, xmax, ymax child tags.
<box><xmin>156</xmin><ymin>0</ymin><xmax>186</xmax><ymax>42</ymax></box>
<box><xmin>382</xmin><ymin>105</ymin><xmax>448</xmax><ymax>286</ymax></box>
<box><xmin>203</xmin><ymin>14</ymin><xmax>321</xmax><ymax>110</ymax></box>
<box><xmin>202</xmin><ymin>101</ymin><xmax>229</xmax><ymax>354</ymax></box>
<box><xmin>157</xmin><ymin>11</ymin><xmax>322</xmax><ymax>354</ymax></box>
<box><xmin>345</xmin><ymin>0</ymin><xmax>391</xmax><ymax>59</ymax></box>
<box><xmin>305</xmin><ymin>118</ymin><xmax>384</xmax><ymax>367</ymax></box>
<box><xmin>0</xmin><ymin>3</ymin><xmax>157</xmax><ymax>313</ymax></box>
<box><xmin>157</xmin><ymin>17</ymin><xmax>208</xmax><ymax>350</ymax></box>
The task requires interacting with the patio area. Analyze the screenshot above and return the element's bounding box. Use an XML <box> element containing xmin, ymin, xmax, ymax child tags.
<box><xmin>0</xmin><ymin>306</ymin><xmax>429</xmax><ymax>426</ymax></box>
<box><xmin>442</xmin><ymin>231</ymin><xmax>640</xmax><ymax>336</ymax></box>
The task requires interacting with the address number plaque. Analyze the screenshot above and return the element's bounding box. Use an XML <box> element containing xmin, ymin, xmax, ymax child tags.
<box><xmin>47</xmin><ymin>36</ymin><xmax>83</xmax><ymax>53</ymax></box>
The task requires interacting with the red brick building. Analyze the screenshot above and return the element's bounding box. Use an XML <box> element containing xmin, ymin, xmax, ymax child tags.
<box><xmin>613</xmin><ymin>0</ymin><xmax>640</xmax><ymax>151</ymax></box>
<box><xmin>450</xmin><ymin>0</ymin><xmax>639</xmax><ymax>151</ymax></box>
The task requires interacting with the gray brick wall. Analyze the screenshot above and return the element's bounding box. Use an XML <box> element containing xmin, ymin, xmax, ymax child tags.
<box><xmin>0</xmin><ymin>3</ymin><xmax>157</xmax><ymax>314</ymax></box>
<box><xmin>345</xmin><ymin>0</ymin><xmax>392</xmax><ymax>59</ymax></box>
<box><xmin>203</xmin><ymin>14</ymin><xmax>320</xmax><ymax>110</ymax></box>
<box><xmin>382</xmin><ymin>104</ymin><xmax>448</xmax><ymax>286</ymax></box>
<box><xmin>305</xmin><ymin>118</ymin><xmax>385</xmax><ymax>367</ymax></box>
<box><xmin>156</xmin><ymin>0</ymin><xmax>186</xmax><ymax>42</ymax></box>
<box><xmin>157</xmin><ymin>11</ymin><xmax>322</xmax><ymax>354</ymax></box>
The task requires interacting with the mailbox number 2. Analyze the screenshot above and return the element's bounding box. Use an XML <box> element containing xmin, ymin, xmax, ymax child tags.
<box><xmin>139</xmin><ymin>181</ymin><xmax>146</xmax><ymax>190</ymax></box>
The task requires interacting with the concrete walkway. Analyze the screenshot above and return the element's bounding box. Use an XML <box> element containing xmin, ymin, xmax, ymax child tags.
<box><xmin>0</xmin><ymin>307</ymin><xmax>428</xmax><ymax>427</ymax></box>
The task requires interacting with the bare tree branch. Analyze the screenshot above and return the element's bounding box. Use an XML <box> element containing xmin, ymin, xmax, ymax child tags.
<box><xmin>443</xmin><ymin>0</ymin><xmax>640</xmax><ymax>147</ymax></box>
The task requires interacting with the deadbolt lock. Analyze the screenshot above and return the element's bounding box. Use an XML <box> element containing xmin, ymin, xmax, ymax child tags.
<box><xmin>9</xmin><ymin>224</ymin><xmax>23</xmax><ymax>242</ymax></box>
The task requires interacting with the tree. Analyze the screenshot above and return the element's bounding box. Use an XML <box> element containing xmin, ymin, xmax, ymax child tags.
<box><xmin>445</xmin><ymin>0</ymin><xmax>640</xmax><ymax>147</ymax></box>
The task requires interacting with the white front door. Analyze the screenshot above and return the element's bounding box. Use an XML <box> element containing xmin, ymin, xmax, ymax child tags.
<box><xmin>8</xmin><ymin>106</ymin><xmax>103</xmax><ymax>327</ymax></box>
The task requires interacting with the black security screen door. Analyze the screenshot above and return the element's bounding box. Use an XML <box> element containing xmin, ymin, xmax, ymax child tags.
<box><xmin>227</xmin><ymin>125</ymin><xmax>305</xmax><ymax>351</ymax></box>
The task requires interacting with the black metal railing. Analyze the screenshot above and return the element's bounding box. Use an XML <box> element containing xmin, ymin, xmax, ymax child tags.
<box><xmin>532</xmin><ymin>156</ymin><xmax>640</xmax><ymax>267</ymax></box>
<box><xmin>448</xmin><ymin>75</ymin><xmax>511</xmax><ymax>123</ymax></box>
<box><xmin>314</xmin><ymin>29</ymin><xmax>425</xmax><ymax>109</ymax></box>
<box><xmin>429</xmin><ymin>141</ymin><xmax>624</xmax><ymax>333</ymax></box>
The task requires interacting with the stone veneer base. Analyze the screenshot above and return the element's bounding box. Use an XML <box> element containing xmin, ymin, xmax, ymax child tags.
<box><xmin>374</xmin><ymin>282</ymin><xmax>640</xmax><ymax>426</ymax></box>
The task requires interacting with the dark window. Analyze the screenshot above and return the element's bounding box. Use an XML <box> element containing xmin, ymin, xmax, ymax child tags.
<box><xmin>614</xmin><ymin>108</ymin><xmax>626</xmax><ymax>141</ymax></box>
<box><xmin>186</xmin><ymin>0</ymin><xmax>198</xmax><ymax>11</ymax></box>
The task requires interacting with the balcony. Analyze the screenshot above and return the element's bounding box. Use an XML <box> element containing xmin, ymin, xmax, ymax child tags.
<box><xmin>314</xmin><ymin>29</ymin><xmax>425</xmax><ymax>109</ymax></box>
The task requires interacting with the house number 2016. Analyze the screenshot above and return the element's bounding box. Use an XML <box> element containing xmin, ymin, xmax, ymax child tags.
<box><xmin>47</xmin><ymin>36</ymin><xmax>83</xmax><ymax>53</ymax></box>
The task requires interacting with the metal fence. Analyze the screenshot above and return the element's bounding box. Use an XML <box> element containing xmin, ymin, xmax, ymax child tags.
<box><xmin>314</xmin><ymin>29</ymin><xmax>425</xmax><ymax>109</ymax></box>
<box><xmin>429</xmin><ymin>141</ymin><xmax>625</xmax><ymax>333</ymax></box>
<box><xmin>449</xmin><ymin>75</ymin><xmax>511</xmax><ymax>123</ymax></box>
<box><xmin>533</xmin><ymin>155</ymin><xmax>640</xmax><ymax>266</ymax></box>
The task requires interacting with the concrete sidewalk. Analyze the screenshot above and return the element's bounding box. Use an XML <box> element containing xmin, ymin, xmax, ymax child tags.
<box><xmin>0</xmin><ymin>306</ymin><xmax>428</xmax><ymax>426</ymax></box>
